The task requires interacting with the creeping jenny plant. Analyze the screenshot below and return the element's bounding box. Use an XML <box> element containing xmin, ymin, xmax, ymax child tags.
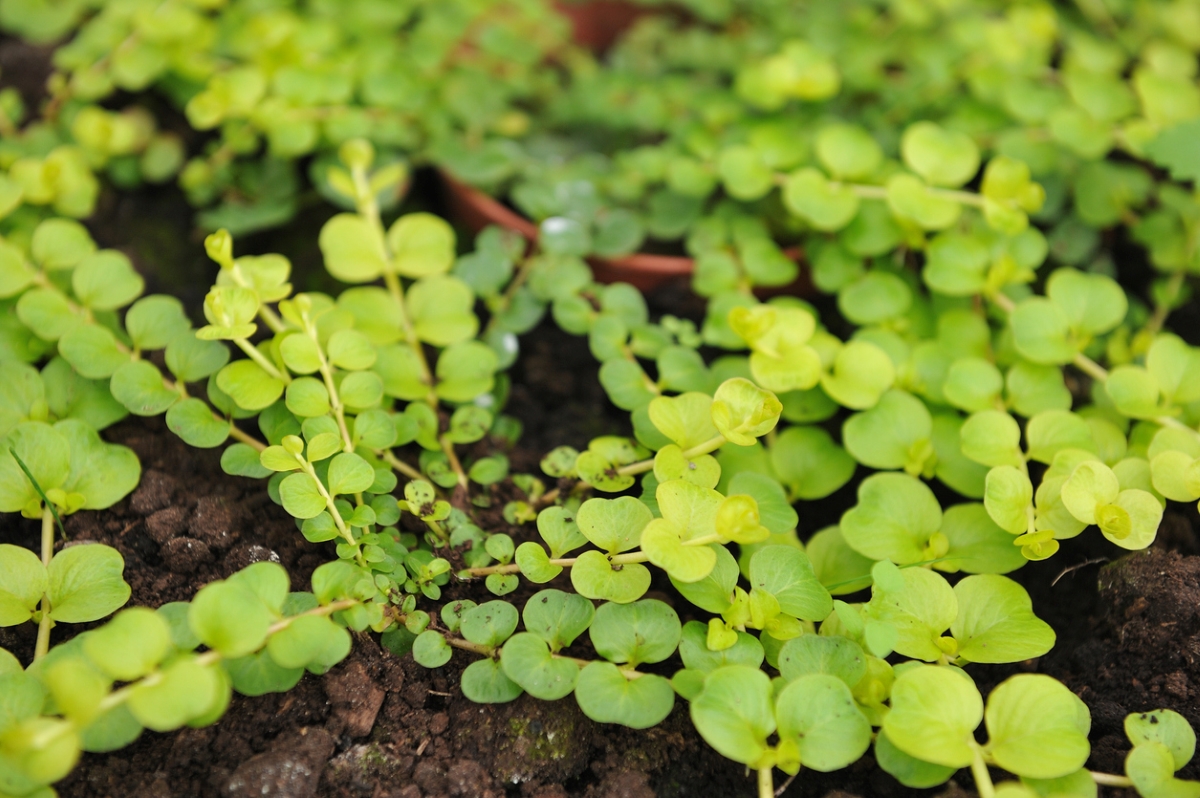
<box><xmin>3</xmin><ymin>0</ymin><xmax>1200</xmax><ymax>795</ymax></box>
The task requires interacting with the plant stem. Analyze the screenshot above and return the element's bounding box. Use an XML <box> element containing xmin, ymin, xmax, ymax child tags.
<box><xmin>461</xmin><ymin>550</ymin><xmax>650</xmax><ymax>577</ymax></box>
<box><xmin>758</xmin><ymin>767</ymin><xmax>775</xmax><ymax>798</ymax></box>
<box><xmin>970</xmin><ymin>748</ymin><xmax>996</xmax><ymax>798</ymax></box>
<box><xmin>302</xmin><ymin>313</ymin><xmax>355</xmax><ymax>453</ymax></box>
<box><xmin>1072</xmin><ymin>352</ymin><xmax>1109</xmax><ymax>383</ymax></box>
<box><xmin>33</xmin><ymin>505</ymin><xmax>54</xmax><ymax>661</ymax></box>
<box><xmin>440</xmin><ymin>435</ymin><xmax>469</xmax><ymax>488</ymax></box>
<box><xmin>485</xmin><ymin>253</ymin><xmax>536</xmax><ymax>333</ymax></box>
<box><xmin>233</xmin><ymin>339</ymin><xmax>290</xmax><ymax>384</ymax></box>
<box><xmin>93</xmin><ymin>598</ymin><xmax>358</xmax><ymax>715</ymax></box>
<box><xmin>1142</xmin><ymin>270</ymin><xmax>1187</xmax><ymax>341</ymax></box>
<box><xmin>293</xmin><ymin>454</ymin><xmax>362</xmax><ymax>562</ymax></box>
<box><xmin>229</xmin><ymin>425</ymin><xmax>267</xmax><ymax>452</ymax></box>
<box><xmin>617</xmin><ymin>435</ymin><xmax>727</xmax><ymax>477</ymax></box>
<box><xmin>1090</xmin><ymin>772</ymin><xmax>1134</xmax><ymax>788</ymax></box>
<box><xmin>351</xmin><ymin>163</ymin><xmax>438</xmax><ymax>409</ymax></box>
<box><xmin>440</xmin><ymin>628</ymin><xmax>643</xmax><ymax>678</ymax></box>
<box><xmin>381</xmin><ymin>450</ymin><xmax>424</xmax><ymax>482</ymax></box>
<box><xmin>990</xmin><ymin>292</ymin><xmax>1200</xmax><ymax>442</ymax></box>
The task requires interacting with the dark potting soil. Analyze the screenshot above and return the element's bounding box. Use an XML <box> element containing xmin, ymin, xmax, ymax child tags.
<box><xmin>2</xmin><ymin>314</ymin><xmax>1200</xmax><ymax>798</ymax></box>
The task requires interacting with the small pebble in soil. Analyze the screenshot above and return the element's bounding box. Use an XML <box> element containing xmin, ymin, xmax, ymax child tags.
<box><xmin>223</xmin><ymin>544</ymin><xmax>281</xmax><ymax>574</ymax></box>
<box><xmin>222</xmin><ymin>728</ymin><xmax>334</xmax><ymax>798</ymax></box>
<box><xmin>190</xmin><ymin>496</ymin><xmax>239</xmax><ymax>550</ymax></box>
<box><xmin>323</xmin><ymin>661</ymin><xmax>386</xmax><ymax>738</ymax></box>
<box><xmin>130</xmin><ymin>470</ymin><xmax>179</xmax><ymax>515</ymax></box>
<box><xmin>146</xmin><ymin>506</ymin><xmax>188</xmax><ymax>544</ymax></box>
<box><xmin>161</xmin><ymin>537</ymin><xmax>214</xmax><ymax>573</ymax></box>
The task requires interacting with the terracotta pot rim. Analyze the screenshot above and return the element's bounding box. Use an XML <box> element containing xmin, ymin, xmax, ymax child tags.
<box><xmin>438</xmin><ymin>168</ymin><xmax>696</xmax><ymax>278</ymax></box>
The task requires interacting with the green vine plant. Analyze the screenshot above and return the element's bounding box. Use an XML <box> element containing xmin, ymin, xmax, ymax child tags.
<box><xmin>0</xmin><ymin>0</ymin><xmax>572</xmax><ymax>235</ymax></box>
<box><xmin>0</xmin><ymin>124</ymin><xmax>1198</xmax><ymax>797</ymax></box>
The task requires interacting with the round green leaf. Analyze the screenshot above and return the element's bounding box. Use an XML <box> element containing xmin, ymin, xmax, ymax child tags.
<box><xmin>1126</xmin><ymin>741</ymin><xmax>1200</xmax><ymax>798</ymax></box>
<box><xmin>460</xmin><ymin>600</ymin><xmax>519</xmax><ymax>648</ymax></box>
<box><xmin>72</xmin><ymin>250</ymin><xmax>144</xmax><ymax>311</ymax></box>
<box><xmin>267</xmin><ymin>614</ymin><xmax>348</xmax><ymax>670</ymax></box>
<box><xmin>0</xmin><ymin>544</ymin><xmax>47</xmax><ymax>626</ymax></box>
<box><xmin>984</xmin><ymin>466</ymin><xmax>1034</xmax><ymax>535</ymax></box>
<box><xmin>590</xmin><ymin>600</ymin><xmax>681</xmax><ymax>666</ymax></box>
<box><xmin>499</xmin><ymin>632</ymin><xmax>579</xmax><ymax>700</ymax></box>
<box><xmin>58</xmin><ymin>325</ymin><xmax>129</xmax><ymax>380</ymax></box>
<box><xmin>807</xmin><ymin>526</ymin><xmax>874</xmax><ymax>595</ymax></box>
<box><xmin>1011</xmin><ymin>298</ymin><xmax>1075</xmax><ymax>365</ymax></box>
<box><xmin>569</xmin><ymin>550</ymin><xmax>651</xmax><ymax>604</ymax></box>
<box><xmin>985</xmin><ymin>674</ymin><xmax>1091</xmax><ymax>779</ymax></box>
<box><xmin>576</xmin><ymin>496</ymin><xmax>652</xmax><ymax>554</ymax></box>
<box><xmin>320</xmin><ymin>214</ymin><xmax>387</xmax><ymax>283</ymax></box>
<box><xmin>189</xmin><ymin>579</ymin><xmax>274</xmax><ymax>658</ymax></box>
<box><xmin>83</xmin><ymin>607</ymin><xmax>170</xmax><ymax>681</ymax></box>
<box><xmin>901</xmin><ymin>122</ymin><xmax>981</xmax><ymax>187</ymax></box>
<box><xmin>461</xmin><ymin>658</ymin><xmax>523</xmax><ymax>703</ymax></box>
<box><xmin>820</xmin><ymin>340</ymin><xmax>896</xmax><ymax>410</ymax></box>
<box><xmin>778</xmin><ymin>635</ymin><xmax>866</xmax><ymax>689</ymax></box>
<box><xmin>278</xmin><ymin>472</ymin><xmax>327</xmax><ymax>519</ymax></box>
<box><xmin>843</xmin><ymin>389</ymin><xmax>932</xmax><ymax>474</ymax></box>
<box><xmin>575</xmin><ymin>662</ymin><xmax>674</xmax><ymax>729</ymax></box>
<box><xmin>883</xmin><ymin>665</ymin><xmax>982</xmax><ymax>769</ymax></box>
<box><xmin>387</xmin><ymin>213</ymin><xmax>455</xmax><ymax>279</ymax></box>
<box><xmin>876</xmin><ymin>731</ymin><xmax>957</xmax><ymax>789</ymax></box>
<box><xmin>690</xmin><ymin>665</ymin><xmax>776</xmax><ymax>768</ymax></box>
<box><xmin>748</xmin><ymin>545</ymin><xmax>832</xmax><ymax>622</ymax></box>
<box><xmin>522</xmin><ymin>588</ymin><xmax>594</xmax><ymax>651</ymax></box>
<box><xmin>816</xmin><ymin>124</ymin><xmax>883</xmax><ymax>180</ymax></box>
<box><xmin>783</xmin><ymin>168</ymin><xmax>860</xmax><ymax>231</ymax></box>
<box><xmin>771</xmin><ymin>426</ymin><xmax>857</xmax><ymax>501</ymax></box>
<box><xmin>1126</xmin><ymin>710</ymin><xmax>1196</xmax><ymax>771</ymax></box>
<box><xmin>840</xmin><ymin>473</ymin><xmax>943</xmax><ymax>564</ymax></box>
<box><xmin>960</xmin><ymin>410</ymin><xmax>1024</xmax><ymax>468</ymax></box>
<box><xmin>864</xmin><ymin>565</ymin><xmax>957</xmax><ymax>661</ymax></box>
<box><xmin>110</xmin><ymin>360</ymin><xmax>179</xmax><ymax>416</ymax></box>
<box><xmin>216</xmin><ymin>360</ymin><xmax>284</xmax><ymax>412</ymax></box>
<box><xmin>711</xmin><ymin>377</ymin><xmax>783</xmax><ymax>446</ymax></box>
<box><xmin>166</xmin><ymin>398</ymin><xmax>229</xmax><ymax>448</ymax></box>
<box><xmin>940</xmin><ymin>503</ymin><xmax>1027</xmax><ymax>575</ymax></box>
<box><xmin>412</xmin><ymin>630</ymin><xmax>452</xmax><ymax>668</ymax></box>
<box><xmin>776</xmin><ymin>673</ymin><xmax>872</xmax><ymax>771</ymax></box>
<box><xmin>127</xmin><ymin>657</ymin><xmax>219</xmax><ymax>732</ymax></box>
<box><xmin>47</xmin><ymin>544</ymin><xmax>130</xmax><ymax>623</ymax></box>
<box><xmin>952</xmin><ymin>575</ymin><xmax>1054</xmax><ymax>663</ymax></box>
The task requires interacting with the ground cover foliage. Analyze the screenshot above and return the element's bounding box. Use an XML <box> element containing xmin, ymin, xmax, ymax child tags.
<box><xmin>2</xmin><ymin>1</ymin><xmax>1200</xmax><ymax>797</ymax></box>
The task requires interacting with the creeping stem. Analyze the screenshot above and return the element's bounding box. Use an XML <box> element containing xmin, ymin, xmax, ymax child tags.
<box><xmin>436</xmin><ymin>625</ymin><xmax>644</xmax><ymax>679</ymax></box>
<box><xmin>381</xmin><ymin>450</ymin><xmax>424</xmax><ymax>482</ymax></box>
<box><xmin>33</xmin><ymin>505</ymin><xmax>54</xmax><ymax>661</ymax></box>
<box><xmin>617</xmin><ymin>435</ymin><xmax>727</xmax><ymax>477</ymax></box>
<box><xmin>92</xmin><ymin>598</ymin><xmax>358</xmax><ymax>716</ymax></box>
<box><xmin>440</xmin><ymin>435</ymin><xmax>469</xmax><ymax>488</ymax></box>
<box><xmin>989</xmin><ymin>292</ymin><xmax>1200</xmax><ymax>442</ymax></box>
<box><xmin>232</xmin><ymin>339</ymin><xmax>291</xmax><ymax>384</ymax></box>
<box><xmin>1090</xmin><ymin>771</ymin><xmax>1134</xmax><ymax>788</ymax></box>
<box><xmin>757</xmin><ymin>767</ymin><xmax>775</xmax><ymax>798</ymax></box>
<box><xmin>349</xmin><ymin>162</ymin><xmax>438</xmax><ymax>409</ymax></box>
<box><xmin>1141</xmin><ymin>270</ymin><xmax>1187</xmax><ymax>342</ymax></box>
<box><xmin>462</xmin><ymin>550</ymin><xmax>650</xmax><ymax>578</ymax></box>
<box><xmin>291</xmin><ymin>452</ymin><xmax>364</xmax><ymax>563</ymax></box>
<box><xmin>31</xmin><ymin>271</ymin><xmax>266</xmax><ymax>450</ymax></box>
<box><xmin>300</xmin><ymin>310</ymin><xmax>354</xmax><ymax>453</ymax></box>
<box><xmin>970</xmin><ymin>747</ymin><xmax>996</xmax><ymax>798</ymax></box>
